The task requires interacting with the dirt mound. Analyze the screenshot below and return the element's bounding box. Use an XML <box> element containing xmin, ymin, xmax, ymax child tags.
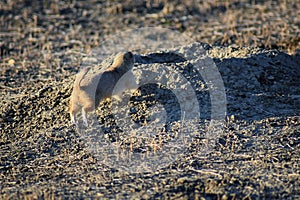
<box><xmin>1</xmin><ymin>42</ymin><xmax>300</xmax><ymax>199</ymax></box>
<box><xmin>1</xmin><ymin>0</ymin><xmax>300</xmax><ymax>199</ymax></box>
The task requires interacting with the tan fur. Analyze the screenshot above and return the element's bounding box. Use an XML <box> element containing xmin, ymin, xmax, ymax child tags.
<box><xmin>69</xmin><ymin>52</ymin><xmax>136</xmax><ymax>126</ymax></box>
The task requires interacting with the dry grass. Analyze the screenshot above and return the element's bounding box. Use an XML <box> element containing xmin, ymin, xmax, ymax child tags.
<box><xmin>1</xmin><ymin>0</ymin><xmax>299</xmax><ymax>199</ymax></box>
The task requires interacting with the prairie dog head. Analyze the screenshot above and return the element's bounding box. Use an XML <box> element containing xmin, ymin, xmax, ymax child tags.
<box><xmin>109</xmin><ymin>51</ymin><xmax>135</xmax><ymax>72</ymax></box>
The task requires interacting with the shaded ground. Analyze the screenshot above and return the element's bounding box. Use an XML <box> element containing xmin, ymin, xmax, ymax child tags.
<box><xmin>1</xmin><ymin>0</ymin><xmax>300</xmax><ymax>199</ymax></box>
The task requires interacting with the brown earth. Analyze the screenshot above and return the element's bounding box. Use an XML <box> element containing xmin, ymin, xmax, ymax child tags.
<box><xmin>1</xmin><ymin>0</ymin><xmax>300</xmax><ymax>199</ymax></box>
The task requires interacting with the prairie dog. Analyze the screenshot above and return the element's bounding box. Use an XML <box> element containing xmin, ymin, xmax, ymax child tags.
<box><xmin>69</xmin><ymin>52</ymin><xmax>137</xmax><ymax>126</ymax></box>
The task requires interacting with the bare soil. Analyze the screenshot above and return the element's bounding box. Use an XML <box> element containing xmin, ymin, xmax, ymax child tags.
<box><xmin>1</xmin><ymin>1</ymin><xmax>300</xmax><ymax>199</ymax></box>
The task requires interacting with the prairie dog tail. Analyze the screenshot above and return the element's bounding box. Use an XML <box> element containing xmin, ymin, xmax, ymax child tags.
<box><xmin>73</xmin><ymin>67</ymin><xmax>90</xmax><ymax>90</ymax></box>
<box><xmin>70</xmin><ymin>67</ymin><xmax>90</xmax><ymax>126</ymax></box>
